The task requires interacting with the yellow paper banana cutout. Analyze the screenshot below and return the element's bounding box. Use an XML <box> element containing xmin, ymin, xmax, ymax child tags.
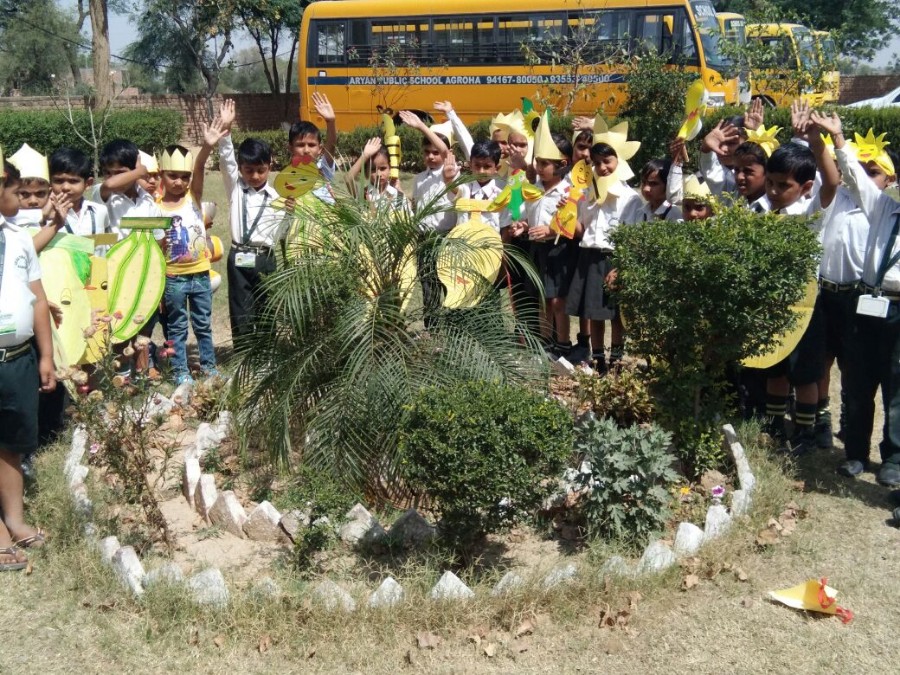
<box><xmin>81</xmin><ymin>256</ymin><xmax>109</xmax><ymax>364</ymax></box>
<box><xmin>742</xmin><ymin>278</ymin><xmax>818</xmax><ymax>369</ymax></box>
<box><xmin>437</xmin><ymin>214</ymin><xmax>503</xmax><ymax>309</ymax></box>
<box><xmin>106</xmin><ymin>217</ymin><xmax>171</xmax><ymax>344</ymax></box>
<box><xmin>39</xmin><ymin>234</ymin><xmax>95</xmax><ymax>366</ymax></box>
<box><xmin>552</xmin><ymin>159</ymin><xmax>591</xmax><ymax>240</ymax></box>
<box><xmin>381</xmin><ymin>113</ymin><xmax>401</xmax><ymax>180</ymax></box>
<box><xmin>677</xmin><ymin>80</ymin><xmax>708</xmax><ymax>141</ymax></box>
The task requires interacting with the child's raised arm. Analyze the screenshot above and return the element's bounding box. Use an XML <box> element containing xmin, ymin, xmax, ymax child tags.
<box><xmin>192</xmin><ymin>115</ymin><xmax>229</xmax><ymax>203</ymax></box>
<box><xmin>435</xmin><ymin>101</ymin><xmax>474</xmax><ymax>160</ymax></box>
<box><xmin>744</xmin><ymin>97</ymin><xmax>764</xmax><ymax>131</ymax></box>
<box><xmin>345</xmin><ymin>137</ymin><xmax>382</xmax><ymax>198</ymax></box>
<box><xmin>100</xmin><ymin>161</ymin><xmax>147</xmax><ymax>201</ymax></box>
<box><xmin>813</xmin><ymin>111</ymin><xmax>878</xmax><ymax>217</ymax></box>
<box><xmin>399</xmin><ymin>110</ymin><xmax>448</xmax><ymax>158</ymax></box>
<box><xmin>312</xmin><ymin>92</ymin><xmax>337</xmax><ymax>167</ymax></box>
<box><xmin>217</xmin><ymin>99</ymin><xmax>239</xmax><ymax>193</ymax></box>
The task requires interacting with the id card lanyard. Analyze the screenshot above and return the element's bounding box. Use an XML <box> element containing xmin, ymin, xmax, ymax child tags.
<box><xmin>65</xmin><ymin>206</ymin><xmax>96</xmax><ymax>235</ymax></box>
<box><xmin>873</xmin><ymin>214</ymin><xmax>900</xmax><ymax>296</ymax></box>
<box><xmin>241</xmin><ymin>191</ymin><xmax>270</xmax><ymax>245</ymax></box>
<box><xmin>0</xmin><ymin>228</ymin><xmax>6</xmax><ymax>298</ymax></box>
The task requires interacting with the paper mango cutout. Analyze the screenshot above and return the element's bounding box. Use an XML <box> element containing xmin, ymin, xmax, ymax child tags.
<box><xmin>106</xmin><ymin>217</ymin><xmax>170</xmax><ymax>344</ymax></box>
<box><xmin>677</xmin><ymin>80</ymin><xmax>708</xmax><ymax>141</ymax></box>
<box><xmin>552</xmin><ymin>159</ymin><xmax>591</xmax><ymax>240</ymax></box>
<box><xmin>437</xmin><ymin>214</ymin><xmax>503</xmax><ymax>309</ymax></box>
<box><xmin>381</xmin><ymin>114</ymin><xmax>401</xmax><ymax>180</ymax></box>
<box><xmin>273</xmin><ymin>155</ymin><xmax>323</xmax><ymax>211</ymax></box>
<box><xmin>743</xmin><ymin>278</ymin><xmax>818</xmax><ymax>369</ymax></box>
<box><xmin>39</xmin><ymin>233</ymin><xmax>95</xmax><ymax>366</ymax></box>
<box><xmin>489</xmin><ymin>170</ymin><xmax>543</xmax><ymax>220</ymax></box>
<box><xmin>207</xmin><ymin>235</ymin><xmax>224</xmax><ymax>263</ymax></box>
<box><xmin>768</xmin><ymin>578</ymin><xmax>853</xmax><ymax>624</ymax></box>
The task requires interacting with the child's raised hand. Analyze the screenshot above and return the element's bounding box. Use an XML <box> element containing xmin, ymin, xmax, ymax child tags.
<box><xmin>744</xmin><ymin>97</ymin><xmax>764</xmax><ymax>131</ymax></box>
<box><xmin>810</xmin><ymin>111</ymin><xmax>843</xmax><ymax>138</ymax></box>
<box><xmin>442</xmin><ymin>151</ymin><xmax>459</xmax><ymax>182</ymax></box>
<box><xmin>201</xmin><ymin>118</ymin><xmax>228</xmax><ymax>148</ymax></box>
<box><xmin>572</xmin><ymin>116</ymin><xmax>594</xmax><ymax>131</ymax></box>
<box><xmin>669</xmin><ymin>138</ymin><xmax>688</xmax><ymax>165</ymax></box>
<box><xmin>312</xmin><ymin>92</ymin><xmax>335</xmax><ymax>122</ymax></box>
<box><xmin>507</xmin><ymin>143</ymin><xmax>527</xmax><ymax>171</ymax></box>
<box><xmin>362</xmin><ymin>137</ymin><xmax>382</xmax><ymax>159</ymax></box>
<box><xmin>790</xmin><ymin>99</ymin><xmax>812</xmax><ymax>138</ymax></box>
<box><xmin>433</xmin><ymin>101</ymin><xmax>454</xmax><ymax>115</ymax></box>
<box><xmin>398</xmin><ymin>110</ymin><xmax>426</xmax><ymax>130</ymax></box>
<box><xmin>701</xmin><ymin>120</ymin><xmax>740</xmax><ymax>157</ymax></box>
<box><xmin>218</xmin><ymin>99</ymin><xmax>236</xmax><ymax>130</ymax></box>
<box><xmin>50</xmin><ymin>192</ymin><xmax>72</xmax><ymax>228</ymax></box>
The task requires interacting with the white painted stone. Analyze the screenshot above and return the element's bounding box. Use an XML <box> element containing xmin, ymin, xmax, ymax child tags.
<box><xmin>491</xmin><ymin>571</ymin><xmax>525</xmax><ymax>596</ymax></box>
<box><xmin>731</xmin><ymin>489</ymin><xmax>751</xmax><ymax>517</ymax></box>
<box><xmin>83</xmin><ymin>522</ymin><xmax>98</xmax><ymax>540</ymax></box>
<box><xmin>250</xmin><ymin>577</ymin><xmax>281</xmax><ymax>600</ymax></box>
<box><xmin>738</xmin><ymin>468</ymin><xmax>757</xmax><ymax>494</ymax></box>
<box><xmin>313</xmin><ymin>579</ymin><xmax>356</xmax><ymax>612</ymax></box>
<box><xmin>144</xmin><ymin>562</ymin><xmax>184</xmax><ymax>588</ymax></box>
<box><xmin>112</xmin><ymin>546</ymin><xmax>145</xmax><ymax>596</ymax></box>
<box><xmin>187</xmin><ymin>568</ymin><xmax>229</xmax><ymax>607</ymax></box>
<box><xmin>722</xmin><ymin>423</ymin><xmax>738</xmax><ymax>448</ymax></box>
<box><xmin>214</xmin><ymin>410</ymin><xmax>233</xmax><ymax>436</ymax></box>
<box><xmin>542</xmin><ymin>563</ymin><xmax>577</xmax><ymax>589</ymax></box>
<box><xmin>68</xmin><ymin>464</ymin><xmax>88</xmax><ymax>490</ymax></box>
<box><xmin>429</xmin><ymin>571</ymin><xmax>475</xmax><ymax>601</ymax></box>
<box><xmin>99</xmin><ymin>535</ymin><xmax>121</xmax><ymax>564</ymax></box>
<box><xmin>600</xmin><ymin>555</ymin><xmax>631</xmax><ymax>577</ymax></box>
<box><xmin>172</xmin><ymin>381</ymin><xmax>193</xmax><ymax>406</ymax></box>
<box><xmin>339</xmin><ymin>503</ymin><xmax>386</xmax><ymax>546</ymax></box>
<box><xmin>64</xmin><ymin>425</ymin><xmax>88</xmax><ymax>481</ymax></box>
<box><xmin>551</xmin><ymin>356</ymin><xmax>576</xmax><ymax>376</ymax></box>
<box><xmin>368</xmin><ymin>576</ymin><xmax>404</xmax><ymax>608</ymax></box>
<box><xmin>145</xmin><ymin>393</ymin><xmax>175</xmax><ymax>418</ymax></box>
<box><xmin>704</xmin><ymin>504</ymin><xmax>733</xmax><ymax>541</ymax></box>
<box><xmin>208</xmin><ymin>491</ymin><xmax>248</xmax><ymax>538</ymax></box>
<box><xmin>637</xmin><ymin>541</ymin><xmax>677</xmax><ymax>574</ymax></box>
<box><xmin>195</xmin><ymin>421</ymin><xmax>226</xmax><ymax>456</ymax></box>
<box><xmin>195</xmin><ymin>474</ymin><xmax>218</xmax><ymax>520</ymax></box>
<box><xmin>182</xmin><ymin>457</ymin><xmax>201</xmax><ymax>508</ymax></box>
<box><xmin>72</xmin><ymin>483</ymin><xmax>93</xmax><ymax>518</ymax></box>
<box><xmin>279</xmin><ymin>509</ymin><xmax>311</xmax><ymax>543</ymax></box>
<box><xmin>673</xmin><ymin>522</ymin><xmax>705</xmax><ymax>557</ymax></box>
<box><xmin>243</xmin><ymin>501</ymin><xmax>282</xmax><ymax>542</ymax></box>
<box><xmin>390</xmin><ymin>509</ymin><xmax>436</xmax><ymax>547</ymax></box>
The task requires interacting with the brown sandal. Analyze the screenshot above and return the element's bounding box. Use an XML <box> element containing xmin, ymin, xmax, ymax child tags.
<box><xmin>14</xmin><ymin>529</ymin><xmax>46</xmax><ymax>549</ymax></box>
<box><xmin>0</xmin><ymin>546</ymin><xmax>27</xmax><ymax>572</ymax></box>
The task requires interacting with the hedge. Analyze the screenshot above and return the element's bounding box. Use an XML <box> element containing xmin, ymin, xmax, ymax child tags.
<box><xmin>0</xmin><ymin>109</ymin><xmax>183</xmax><ymax>166</ymax></box>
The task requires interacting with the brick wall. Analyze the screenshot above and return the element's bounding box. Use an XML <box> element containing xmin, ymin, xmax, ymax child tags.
<box><xmin>839</xmin><ymin>75</ymin><xmax>900</xmax><ymax>105</ymax></box>
<box><xmin>0</xmin><ymin>93</ymin><xmax>299</xmax><ymax>144</ymax></box>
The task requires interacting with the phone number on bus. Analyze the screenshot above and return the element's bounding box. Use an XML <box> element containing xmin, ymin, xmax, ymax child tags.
<box><xmin>339</xmin><ymin>74</ymin><xmax>627</xmax><ymax>86</ymax></box>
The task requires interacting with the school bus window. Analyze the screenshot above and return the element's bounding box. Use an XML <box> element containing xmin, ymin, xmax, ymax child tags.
<box><xmin>497</xmin><ymin>15</ymin><xmax>534</xmax><ymax>63</ymax></box>
<box><xmin>347</xmin><ymin>20</ymin><xmax>368</xmax><ymax>63</ymax></box>
<box><xmin>596</xmin><ymin>11</ymin><xmax>631</xmax><ymax>44</ymax></box>
<box><xmin>535</xmin><ymin>15</ymin><xmax>564</xmax><ymax>40</ymax></box>
<box><xmin>317</xmin><ymin>22</ymin><xmax>346</xmax><ymax>65</ymax></box>
<box><xmin>432</xmin><ymin>18</ymin><xmax>478</xmax><ymax>64</ymax></box>
<box><xmin>679</xmin><ymin>18</ymin><xmax>699</xmax><ymax>63</ymax></box>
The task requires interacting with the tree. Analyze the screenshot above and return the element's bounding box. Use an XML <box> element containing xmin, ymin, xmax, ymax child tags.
<box><xmin>219</xmin><ymin>48</ymin><xmax>282</xmax><ymax>93</ymax></box>
<box><xmin>235</xmin><ymin>0</ymin><xmax>305</xmax><ymax>106</ymax></box>
<box><xmin>126</xmin><ymin>0</ymin><xmax>235</xmax><ymax>114</ymax></box>
<box><xmin>89</xmin><ymin>0</ymin><xmax>113</xmax><ymax>109</ymax></box>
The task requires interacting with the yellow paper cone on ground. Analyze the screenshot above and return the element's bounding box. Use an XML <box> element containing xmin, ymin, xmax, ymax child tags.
<box><xmin>768</xmin><ymin>578</ymin><xmax>853</xmax><ymax>623</ymax></box>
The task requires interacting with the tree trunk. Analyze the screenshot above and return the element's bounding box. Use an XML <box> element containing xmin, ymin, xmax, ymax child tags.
<box><xmin>283</xmin><ymin>36</ymin><xmax>298</xmax><ymax>119</ymax></box>
<box><xmin>89</xmin><ymin>0</ymin><xmax>112</xmax><ymax>110</ymax></box>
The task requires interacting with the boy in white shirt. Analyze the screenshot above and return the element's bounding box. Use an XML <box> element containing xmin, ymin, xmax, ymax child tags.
<box><xmin>448</xmin><ymin>140</ymin><xmax>511</xmax><ymax>234</ymax></box>
<box><xmin>49</xmin><ymin>147</ymin><xmax>111</xmax><ymax>253</ymax></box>
<box><xmin>0</xmin><ymin>154</ymin><xmax>56</xmax><ymax>569</ymax></box>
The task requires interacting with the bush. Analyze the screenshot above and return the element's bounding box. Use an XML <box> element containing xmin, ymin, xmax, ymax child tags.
<box><xmin>574</xmin><ymin>417</ymin><xmax>678</xmax><ymax>548</ymax></box>
<box><xmin>612</xmin><ymin>203</ymin><xmax>820</xmax><ymax>474</ymax></box>
<box><xmin>398</xmin><ymin>380</ymin><xmax>573</xmax><ymax>555</ymax></box>
<box><xmin>0</xmin><ymin>108</ymin><xmax>183</xmax><ymax>163</ymax></box>
<box><xmin>575</xmin><ymin>361</ymin><xmax>654</xmax><ymax>428</ymax></box>
<box><xmin>227</xmin><ymin>128</ymin><xmax>291</xmax><ymax>170</ymax></box>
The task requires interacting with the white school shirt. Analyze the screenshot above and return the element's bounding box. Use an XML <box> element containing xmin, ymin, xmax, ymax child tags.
<box><xmin>365</xmin><ymin>184</ymin><xmax>410</xmax><ymax>215</ymax></box>
<box><xmin>455</xmin><ymin>179</ymin><xmax>511</xmax><ymax>233</ymax></box>
<box><xmin>219</xmin><ymin>134</ymin><xmax>288</xmax><ymax>248</ymax></box>
<box><xmin>836</xmin><ymin>144</ymin><xmax>900</xmax><ymax>291</ymax></box>
<box><xmin>446</xmin><ymin>110</ymin><xmax>476</xmax><ymax>161</ymax></box>
<box><xmin>699</xmin><ymin>152</ymin><xmax>738</xmax><ymax>197</ymax></box>
<box><xmin>412</xmin><ymin>168</ymin><xmax>457</xmax><ymax>233</ymax></box>
<box><xmin>526</xmin><ymin>178</ymin><xmax>570</xmax><ymax>230</ymax></box>
<box><xmin>0</xmin><ymin>220</ymin><xmax>42</xmax><ymax>348</ymax></box>
<box><xmin>628</xmin><ymin>199</ymin><xmax>681</xmax><ymax>224</ymax></box>
<box><xmin>312</xmin><ymin>156</ymin><xmax>337</xmax><ymax>205</ymax></box>
<box><xmin>64</xmin><ymin>200</ymin><xmax>110</xmax><ymax>236</ymax></box>
<box><xmin>818</xmin><ymin>186</ymin><xmax>869</xmax><ymax>284</ymax></box>
<box><xmin>576</xmin><ymin>182</ymin><xmax>641</xmax><ymax>250</ymax></box>
<box><xmin>91</xmin><ymin>184</ymin><xmax>163</xmax><ymax>238</ymax></box>
<box><xmin>9</xmin><ymin>209</ymin><xmax>47</xmax><ymax>228</ymax></box>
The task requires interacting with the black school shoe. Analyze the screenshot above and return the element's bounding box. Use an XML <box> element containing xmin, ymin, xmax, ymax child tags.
<box><xmin>569</xmin><ymin>334</ymin><xmax>591</xmax><ymax>365</ymax></box>
<box><xmin>778</xmin><ymin>427</ymin><xmax>817</xmax><ymax>457</ymax></box>
<box><xmin>815</xmin><ymin>410</ymin><xmax>833</xmax><ymax>449</ymax></box>
<box><xmin>837</xmin><ymin>460</ymin><xmax>868</xmax><ymax>478</ymax></box>
<box><xmin>877</xmin><ymin>462</ymin><xmax>900</xmax><ymax>487</ymax></box>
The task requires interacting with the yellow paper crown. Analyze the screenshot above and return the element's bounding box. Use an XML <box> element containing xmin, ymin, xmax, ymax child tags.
<box><xmin>495</xmin><ymin>110</ymin><xmax>530</xmax><ymax>141</ymax></box>
<box><xmin>9</xmin><ymin>143</ymin><xmax>49</xmax><ymax>182</ymax></box>
<box><xmin>160</xmin><ymin>146</ymin><xmax>193</xmax><ymax>173</ymax></box>
<box><xmin>592</xmin><ymin>117</ymin><xmax>641</xmax><ymax>182</ymax></box>
<box><xmin>820</xmin><ymin>133</ymin><xmax>836</xmax><ymax>159</ymax></box>
<box><xmin>533</xmin><ymin>110</ymin><xmax>563</xmax><ymax>161</ymax></box>
<box><xmin>683</xmin><ymin>173</ymin><xmax>712</xmax><ymax>202</ymax></box>
<box><xmin>429</xmin><ymin>121</ymin><xmax>455</xmax><ymax>148</ymax></box>
<box><xmin>489</xmin><ymin>112</ymin><xmax>507</xmax><ymax>137</ymax></box>
<box><xmin>139</xmin><ymin>151</ymin><xmax>159</xmax><ymax>174</ymax></box>
<box><xmin>850</xmin><ymin>129</ymin><xmax>895</xmax><ymax>176</ymax></box>
<box><xmin>745</xmin><ymin>124</ymin><xmax>782</xmax><ymax>157</ymax></box>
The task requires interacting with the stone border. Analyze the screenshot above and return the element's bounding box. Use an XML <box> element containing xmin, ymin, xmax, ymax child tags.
<box><xmin>65</xmin><ymin>406</ymin><xmax>757</xmax><ymax>608</ymax></box>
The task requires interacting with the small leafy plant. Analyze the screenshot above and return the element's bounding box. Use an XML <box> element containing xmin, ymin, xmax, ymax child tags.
<box><xmin>398</xmin><ymin>380</ymin><xmax>573</xmax><ymax>557</ymax></box>
<box><xmin>574</xmin><ymin>417</ymin><xmax>679</xmax><ymax>549</ymax></box>
<box><xmin>575</xmin><ymin>361</ymin><xmax>654</xmax><ymax>428</ymax></box>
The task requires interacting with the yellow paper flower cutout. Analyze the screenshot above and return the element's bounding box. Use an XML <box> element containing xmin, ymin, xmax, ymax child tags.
<box><xmin>745</xmin><ymin>124</ymin><xmax>782</xmax><ymax>157</ymax></box>
<box><xmin>592</xmin><ymin>117</ymin><xmax>641</xmax><ymax>182</ymax></box>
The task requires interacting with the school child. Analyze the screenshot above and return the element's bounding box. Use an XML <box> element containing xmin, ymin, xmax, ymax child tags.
<box><xmin>95</xmin><ymin>139</ymin><xmax>164</xmax><ymax>230</ymax></box>
<box><xmin>435</xmin><ymin>100</ymin><xmax>507</xmax><ymax>163</ymax></box>
<box><xmin>49</xmin><ymin>147</ymin><xmax>111</xmax><ymax>241</ymax></box>
<box><xmin>157</xmin><ymin>119</ymin><xmax>227</xmax><ymax>384</ymax></box>
<box><xmin>447</xmin><ymin>140</ymin><xmax>511</xmax><ymax>234</ymax></box>
<box><xmin>758</xmin><ymin>130</ymin><xmax>839</xmax><ymax>455</ymax></box>
<box><xmin>216</xmin><ymin>100</ymin><xmax>288</xmax><ymax>340</ymax></box>
<box><xmin>698</xmin><ymin>99</ymin><xmax>764</xmax><ymax>196</ymax></box>
<box><xmin>635</xmin><ymin>158</ymin><xmax>682</xmax><ymax>222</ymax></box>
<box><xmin>137</xmin><ymin>151</ymin><xmax>160</xmax><ymax>198</ymax></box>
<box><xmin>345</xmin><ymin>137</ymin><xmax>409</xmax><ymax>211</ymax></box>
<box><xmin>566</xmin><ymin>139</ymin><xmax>641</xmax><ymax>372</ymax></box>
<box><xmin>5</xmin><ymin>145</ymin><xmax>68</xmax><ymax>255</ymax></box>
<box><xmin>572</xmin><ymin>129</ymin><xmax>594</xmax><ymax>165</ymax></box>
<box><xmin>288</xmin><ymin>92</ymin><xmax>337</xmax><ymax>205</ymax></box>
<box><xmin>0</xmin><ymin>154</ymin><xmax>56</xmax><ymax>568</ymax></box>
<box><xmin>516</xmin><ymin>116</ymin><xmax>575</xmax><ymax>357</ymax></box>
<box><xmin>819</xmin><ymin>112</ymin><xmax>900</xmax><ymax>484</ymax></box>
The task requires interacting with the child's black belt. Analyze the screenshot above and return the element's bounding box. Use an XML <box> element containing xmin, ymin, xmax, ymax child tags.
<box><xmin>233</xmin><ymin>243</ymin><xmax>273</xmax><ymax>254</ymax></box>
<box><xmin>0</xmin><ymin>341</ymin><xmax>31</xmax><ymax>363</ymax></box>
<box><xmin>818</xmin><ymin>277</ymin><xmax>859</xmax><ymax>293</ymax></box>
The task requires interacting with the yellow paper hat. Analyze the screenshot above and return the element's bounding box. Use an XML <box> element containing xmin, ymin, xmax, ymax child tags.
<box><xmin>429</xmin><ymin>121</ymin><xmax>455</xmax><ymax>148</ymax></box>
<box><xmin>533</xmin><ymin>111</ymin><xmax>563</xmax><ymax>161</ymax></box>
<box><xmin>495</xmin><ymin>110</ymin><xmax>530</xmax><ymax>141</ymax></box>
<box><xmin>849</xmin><ymin>129</ymin><xmax>895</xmax><ymax>176</ymax></box>
<box><xmin>489</xmin><ymin>112</ymin><xmax>508</xmax><ymax>137</ymax></box>
<box><xmin>745</xmin><ymin>124</ymin><xmax>782</xmax><ymax>157</ymax></box>
<box><xmin>592</xmin><ymin>117</ymin><xmax>641</xmax><ymax>182</ymax></box>
<box><xmin>683</xmin><ymin>173</ymin><xmax>712</xmax><ymax>202</ymax></box>
<box><xmin>9</xmin><ymin>143</ymin><xmax>49</xmax><ymax>182</ymax></box>
<box><xmin>160</xmin><ymin>146</ymin><xmax>193</xmax><ymax>173</ymax></box>
<box><xmin>139</xmin><ymin>151</ymin><xmax>159</xmax><ymax>174</ymax></box>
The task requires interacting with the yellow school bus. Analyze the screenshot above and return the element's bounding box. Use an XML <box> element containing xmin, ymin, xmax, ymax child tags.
<box><xmin>299</xmin><ymin>0</ymin><xmax>740</xmax><ymax>129</ymax></box>
<box><xmin>746</xmin><ymin>23</ymin><xmax>826</xmax><ymax>106</ymax></box>
<box><xmin>716</xmin><ymin>12</ymin><xmax>750</xmax><ymax>104</ymax></box>
<box><xmin>813</xmin><ymin>30</ymin><xmax>840</xmax><ymax>103</ymax></box>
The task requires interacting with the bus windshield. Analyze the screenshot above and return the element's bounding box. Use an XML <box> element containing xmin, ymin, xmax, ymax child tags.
<box><xmin>793</xmin><ymin>28</ymin><xmax>816</xmax><ymax>69</ymax></box>
<box><xmin>722</xmin><ymin>18</ymin><xmax>746</xmax><ymax>46</ymax></box>
<box><xmin>691</xmin><ymin>1</ymin><xmax>730</xmax><ymax>71</ymax></box>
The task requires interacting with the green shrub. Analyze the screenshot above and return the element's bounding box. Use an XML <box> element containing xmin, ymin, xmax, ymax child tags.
<box><xmin>574</xmin><ymin>417</ymin><xmax>678</xmax><ymax>548</ymax></box>
<box><xmin>0</xmin><ymin>108</ymin><xmax>183</xmax><ymax>163</ymax></box>
<box><xmin>227</xmin><ymin>128</ymin><xmax>290</xmax><ymax>170</ymax></box>
<box><xmin>575</xmin><ymin>361</ymin><xmax>654</xmax><ymax>428</ymax></box>
<box><xmin>398</xmin><ymin>380</ymin><xmax>573</xmax><ymax>555</ymax></box>
<box><xmin>612</xmin><ymin>203</ymin><xmax>820</xmax><ymax>474</ymax></box>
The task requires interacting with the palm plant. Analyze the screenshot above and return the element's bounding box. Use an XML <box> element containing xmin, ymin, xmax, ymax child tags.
<box><xmin>230</xmin><ymin>180</ymin><xmax>547</xmax><ymax>502</ymax></box>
